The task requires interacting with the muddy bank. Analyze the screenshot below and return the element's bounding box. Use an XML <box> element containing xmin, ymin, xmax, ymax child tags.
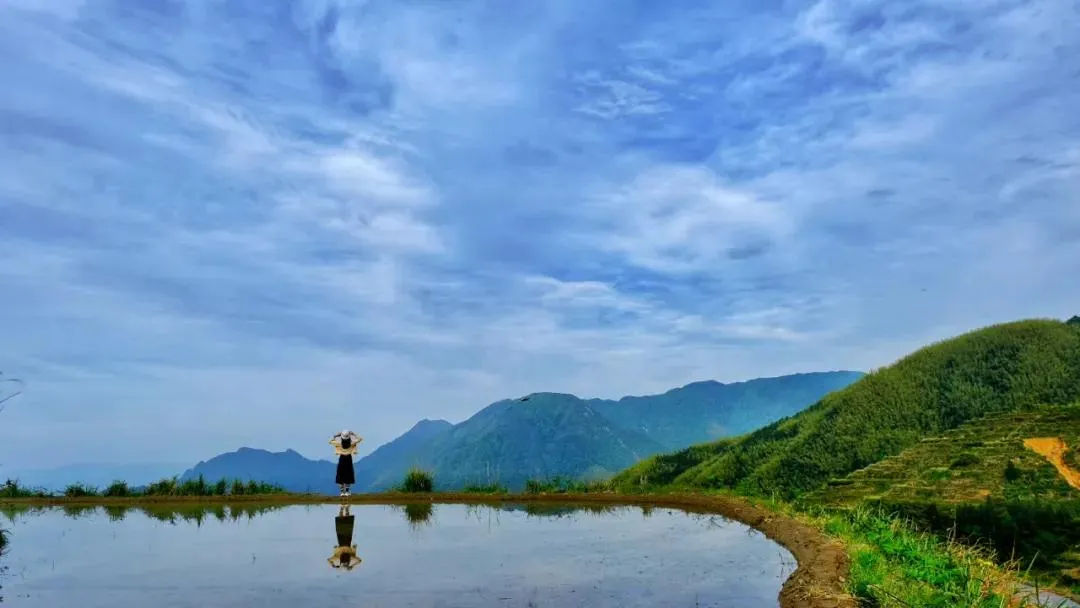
<box><xmin>1</xmin><ymin>491</ymin><xmax>854</xmax><ymax>608</ymax></box>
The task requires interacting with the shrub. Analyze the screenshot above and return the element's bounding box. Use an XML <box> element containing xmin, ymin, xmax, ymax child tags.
<box><xmin>145</xmin><ymin>477</ymin><xmax>180</xmax><ymax>496</ymax></box>
<box><xmin>63</xmin><ymin>483</ymin><xmax>98</xmax><ymax>497</ymax></box>
<box><xmin>0</xmin><ymin>479</ymin><xmax>36</xmax><ymax>499</ymax></box>
<box><xmin>399</xmin><ymin>468</ymin><xmax>434</xmax><ymax>493</ymax></box>
<box><xmin>230</xmin><ymin>479</ymin><xmax>246</xmax><ymax>496</ymax></box>
<box><xmin>103</xmin><ymin>481</ymin><xmax>131</xmax><ymax>497</ymax></box>
<box><xmin>1004</xmin><ymin>460</ymin><xmax>1022</xmax><ymax>482</ymax></box>
<box><xmin>949</xmin><ymin>452</ymin><xmax>981</xmax><ymax>468</ymax></box>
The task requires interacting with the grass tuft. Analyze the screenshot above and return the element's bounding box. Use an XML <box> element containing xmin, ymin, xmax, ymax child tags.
<box><xmin>399</xmin><ymin>468</ymin><xmax>435</xmax><ymax>493</ymax></box>
<box><xmin>462</xmin><ymin>482</ymin><xmax>509</xmax><ymax>494</ymax></box>
<box><xmin>523</xmin><ymin>476</ymin><xmax>613</xmax><ymax>494</ymax></box>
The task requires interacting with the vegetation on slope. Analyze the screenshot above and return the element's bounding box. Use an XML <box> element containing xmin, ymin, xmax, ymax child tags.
<box><xmin>820</xmin><ymin>505</ymin><xmax>1047</xmax><ymax>607</ymax></box>
<box><xmin>810</xmin><ymin>404</ymin><xmax>1080</xmax><ymax>505</ymax></box>
<box><xmin>805</xmin><ymin>404</ymin><xmax>1080</xmax><ymax>592</ymax></box>
<box><xmin>614</xmin><ymin>319</ymin><xmax>1080</xmax><ymax>499</ymax></box>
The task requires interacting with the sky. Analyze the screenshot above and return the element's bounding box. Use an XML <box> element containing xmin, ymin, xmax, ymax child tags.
<box><xmin>0</xmin><ymin>0</ymin><xmax>1078</xmax><ymax>469</ymax></box>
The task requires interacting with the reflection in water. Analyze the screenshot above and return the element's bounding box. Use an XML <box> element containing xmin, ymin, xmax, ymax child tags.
<box><xmin>0</xmin><ymin>502</ymin><xmax>794</xmax><ymax>607</ymax></box>
<box><xmin>2</xmin><ymin>503</ymin><xmax>288</xmax><ymax>528</ymax></box>
<box><xmin>1</xmin><ymin>528</ymin><xmax>7</xmax><ymax>604</ymax></box>
<box><xmin>328</xmin><ymin>505</ymin><xmax>361</xmax><ymax>571</ymax></box>
<box><xmin>500</xmin><ymin>503</ymin><xmax>623</xmax><ymax>520</ymax></box>
<box><xmin>401</xmin><ymin>502</ymin><xmax>434</xmax><ymax>529</ymax></box>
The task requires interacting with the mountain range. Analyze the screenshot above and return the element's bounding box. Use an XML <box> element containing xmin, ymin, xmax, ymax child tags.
<box><xmin>179</xmin><ymin>371</ymin><xmax>863</xmax><ymax>492</ymax></box>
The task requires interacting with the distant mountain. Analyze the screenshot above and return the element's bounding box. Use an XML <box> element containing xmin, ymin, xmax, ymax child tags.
<box><xmin>180</xmin><ymin>448</ymin><xmax>335</xmax><ymax>494</ymax></box>
<box><xmin>179</xmin><ymin>419</ymin><xmax>455</xmax><ymax>494</ymax></box>
<box><xmin>588</xmin><ymin>371</ymin><xmax>865</xmax><ymax>448</ymax></box>
<box><xmin>367</xmin><ymin>393</ymin><xmax>666</xmax><ymax>491</ymax></box>
<box><xmin>3</xmin><ymin>462</ymin><xmax>187</xmax><ymax>492</ymax></box>
<box><xmin>353</xmin><ymin>419</ymin><xmax>453</xmax><ymax>487</ymax></box>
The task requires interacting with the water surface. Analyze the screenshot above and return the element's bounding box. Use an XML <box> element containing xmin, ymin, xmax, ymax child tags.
<box><xmin>0</xmin><ymin>502</ymin><xmax>793</xmax><ymax>607</ymax></box>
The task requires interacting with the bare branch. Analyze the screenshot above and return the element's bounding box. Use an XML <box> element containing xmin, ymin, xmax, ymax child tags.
<box><xmin>0</xmin><ymin>372</ymin><xmax>25</xmax><ymax>414</ymax></box>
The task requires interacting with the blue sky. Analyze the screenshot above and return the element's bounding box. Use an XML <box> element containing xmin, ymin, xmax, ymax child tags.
<box><xmin>1</xmin><ymin>0</ymin><xmax>1078</xmax><ymax>469</ymax></box>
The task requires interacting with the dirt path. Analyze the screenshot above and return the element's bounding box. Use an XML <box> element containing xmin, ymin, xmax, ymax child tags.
<box><xmin>0</xmin><ymin>491</ymin><xmax>855</xmax><ymax>608</ymax></box>
<box><xmin>1023</xmin><ymin>437</ymin><xmax>1080</xmax><ymax>490</ymax></box>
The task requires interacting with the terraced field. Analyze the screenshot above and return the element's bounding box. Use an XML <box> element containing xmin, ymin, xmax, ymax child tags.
<box><xmin>811</xmin><ymin>404</ymin><xmax>1080</xmax><ymax>506</ymax></box>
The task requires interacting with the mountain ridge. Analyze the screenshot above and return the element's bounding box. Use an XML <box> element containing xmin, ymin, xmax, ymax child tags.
<box><xmin>179</xmin><ymin>371</ymin><xmax>863</xmax><ymax>493</ymax></box>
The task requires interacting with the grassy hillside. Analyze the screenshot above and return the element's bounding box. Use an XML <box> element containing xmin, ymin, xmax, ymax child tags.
<box><xmin>809</xmin><ymin>404</ymin><xmax>1080</xmax><ymax>506</ymax></box>
<box><xmin>801</xmin><ymin>404</ymin><xmax>1080</xmax><ymax>592</ymax></box>
<box><xmin>613</xmin><ymin>319</ymin><xmax>1080</xmax><ymax>499</ymax></box>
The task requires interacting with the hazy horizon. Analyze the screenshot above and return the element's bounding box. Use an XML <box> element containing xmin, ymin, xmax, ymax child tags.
<box><xmin>1</xmin><ymin>0</ymin><xmax>1077</xmax><ymax>469</ymax></box>
<box><xmin>3</xmin><ymin>369</ymin><xmax>862</xmax><ymax>473</ymax></box>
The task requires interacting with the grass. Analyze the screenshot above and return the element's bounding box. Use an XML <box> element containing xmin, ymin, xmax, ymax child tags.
<box><xmin>733</xmin><ymin>494</ymin><xmax>1075</xmax><ymax>607</ymax></box>
<box><xmin>523</xmin><ymin>476</ymin><xmax>613</xmax><ymax>494</ymax></box>
<box><xmin>462</xmin><ymin>482</ymin><xmax>510</xmax><ymax>494</ymax></box>
<box><xmin>1</xmin><ymin>475</ymin><xmax>287</xmax><ymax>500</ymax></box>
<box><xmin>401</xmin><ymin>502</ymin><xmax>434</xmax><ymax>528</ymax></box>
<box><xmin>399</xmin><ymin>467</ymin><xmax>435</xmax><ymax>493</ymax></box>
<box><xmin>799</xmin><ymin>405</ymin><xmax>1080</xmax><ymax>591</ymax></box>
<box><xmin>823</xmin><ymin>506</ymin><xmax>1015</xmax><ymax>607</ymax></box>
<box><xmin>0</xmin><ymin>479</ymin><xmax>49</xmax><ymax>499</ymax></box>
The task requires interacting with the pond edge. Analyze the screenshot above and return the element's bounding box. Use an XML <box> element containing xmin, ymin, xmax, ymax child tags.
<box><xmin>0</xmin><ymin>491</ymin><xmax>855</xmax><ymax>608</ymax></box>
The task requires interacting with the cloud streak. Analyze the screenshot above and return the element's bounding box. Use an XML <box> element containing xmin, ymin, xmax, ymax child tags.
<box><xmin>0</xmin><ymin>0</ymin><xmax>1077</xmax><ymax>468</ymax></box>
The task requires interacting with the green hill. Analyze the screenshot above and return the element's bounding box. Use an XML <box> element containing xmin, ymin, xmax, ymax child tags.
<box><xmin>805</xmin><ymin>405</ymin><xmax>1080</xmax><ymax>593</ymax></box>
<box><xmin>370</xmin><ymin>393</ymin><xmax>667</xmax><ymax>491</ymax></box>
<box><xmin>807</xmin><ymin>405</ymin><xmax>1080</xmax><ymax>506</ymax></box>
<box><xmin>613</xmin><ymin>319</ymin><xmax>1080</xmax><ymax>499</ymax></box>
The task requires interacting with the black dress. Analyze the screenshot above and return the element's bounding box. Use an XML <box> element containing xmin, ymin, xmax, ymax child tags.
<box><xmin>335</xmin><ymin>436</ymin><xmax>356</xmax><ymax>485</ymax></box>
<box><xmin>335</xmin><ymin>512</ymin><xmax>355</xmax><ymax>547</ymax></box>
<box><xmin>332</xmin><ymin>509</ymin><xmax>358</xmax><ymax>569</ymax></box>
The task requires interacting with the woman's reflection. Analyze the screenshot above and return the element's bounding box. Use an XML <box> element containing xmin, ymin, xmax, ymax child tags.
<box><xmin>328</xmin><ymin>504</ymin><xmax>361</xmax><ymax>571</ymax></box>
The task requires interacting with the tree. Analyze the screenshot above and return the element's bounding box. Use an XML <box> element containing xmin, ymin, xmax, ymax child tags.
<box><xmin>1067</xmin><ymin>315</ymin><xmax>1080</xmax><ymax>327</ymax></box>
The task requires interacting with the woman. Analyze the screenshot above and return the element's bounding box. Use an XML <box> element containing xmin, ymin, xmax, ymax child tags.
<box><xmin>327</xmin><ymin>504</ymin><xmax>361</xmax><ymax>571</ymax></box>
<box><xmin>329</xmin><ymin>429</ymin><xmax>362</xmax><ymax>497</ymax></box>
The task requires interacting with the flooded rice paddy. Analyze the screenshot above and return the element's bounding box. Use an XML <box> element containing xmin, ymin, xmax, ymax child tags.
<box><xmin>0</xmin><ymin>502</ymin><xmax>794</xmax><ymax>607</ymax></box>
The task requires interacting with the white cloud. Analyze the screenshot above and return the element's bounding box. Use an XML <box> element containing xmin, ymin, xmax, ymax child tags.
<box><xmin>587</xmin><ymin>165</ymin><xmax>793</xmax><ymax>274</ymax></box>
